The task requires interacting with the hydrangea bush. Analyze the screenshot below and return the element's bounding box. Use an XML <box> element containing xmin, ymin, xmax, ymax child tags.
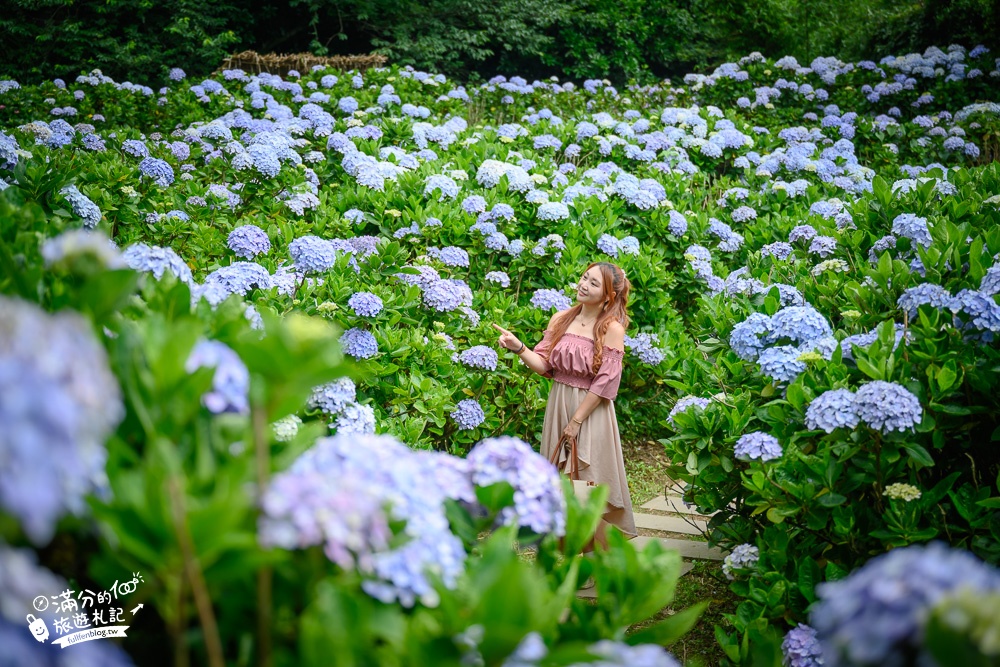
<box><xmin>2</xmin><ymin>42</ymin><xmax>1000</xmax><ymax>664</ymax></box>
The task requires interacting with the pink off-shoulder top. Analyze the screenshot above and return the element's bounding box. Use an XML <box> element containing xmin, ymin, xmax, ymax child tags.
<box><xmin>532</xmin><ymin>330</ymin><xmax>625</xmax><ymax>401</ymax></box>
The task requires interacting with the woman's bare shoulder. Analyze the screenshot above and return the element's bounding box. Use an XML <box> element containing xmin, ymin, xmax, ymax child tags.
<box><xmin>547</xmin><ymin>308</ymin><xmax>570</xmax><ymax>329</ymax></box>
<box><xmin>604</xmin><ymin>321</ymin><xmax>626</xmax><ymax>349</ymax></box>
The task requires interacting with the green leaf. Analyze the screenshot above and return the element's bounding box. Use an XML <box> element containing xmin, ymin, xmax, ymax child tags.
<box><xmin>903</xmin><ymin>443</ymin><xmax>935</xmax><ymax>467</ymax></box>
<box><xmin>626</xmin><ymin>601</ymin><xmax>708</xmax><ymax>646</ymax></box>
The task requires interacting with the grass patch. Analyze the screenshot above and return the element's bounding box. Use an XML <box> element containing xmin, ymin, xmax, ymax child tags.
<box><xmin>623</xmin><ymin>439</ymin><xmax>672</xmax><ymax>506</ymax></box>
<box><xmin>627</xmin><ymin>559</ymin><xmax>740</xmax><ymax>666</ymax></box>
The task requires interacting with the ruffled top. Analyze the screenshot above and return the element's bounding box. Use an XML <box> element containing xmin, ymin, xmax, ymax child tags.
<box><xmin>532</xmin><ymin>330</ymin><xmax>625</xmax><ymax>400</ymax></box>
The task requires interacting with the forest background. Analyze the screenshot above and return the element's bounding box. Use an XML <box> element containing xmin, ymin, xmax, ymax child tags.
<box><xmin>2</xmin><ymin>0</ymin><xmax>999</xmax><ymax>86</ymax></box>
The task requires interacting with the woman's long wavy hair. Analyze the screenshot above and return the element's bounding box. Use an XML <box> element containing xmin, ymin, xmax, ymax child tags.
<box><xmin>546</xmin><ymin>262</ymin><xmax>631</xmax><ymax>374</ymax></box>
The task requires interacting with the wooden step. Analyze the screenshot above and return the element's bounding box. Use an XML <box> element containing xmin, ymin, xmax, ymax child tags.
<box><xmin>641</xmin><ymin>495</ymin><xmax>718</xmax><ymax>517</ymax></box>
<box><xmin>630</xmin><ymin>536</ymin><xmax>725</xmax><ymax>561</ymax></box>
<box><xmin>634</xmin><ymin>512</ymin><xmax>708</xmax><ymax>536</ymax></box>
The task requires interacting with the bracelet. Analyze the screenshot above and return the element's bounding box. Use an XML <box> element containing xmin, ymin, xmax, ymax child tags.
<box><xmin>572</xmin><ymin>417</ymin><xmax>584</xmax><ymax>425</ymax></box>
<box><xmin>515</xmin><ymin>342</ymin><xmax>526</xmax><ymax>354</ymax></box>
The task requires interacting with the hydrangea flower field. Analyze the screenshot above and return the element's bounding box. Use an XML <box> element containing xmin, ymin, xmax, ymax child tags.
<box><xmin>2</xmin><ymin>43</ymin><xmax>1000</xmax><ymax>665</ymax></box>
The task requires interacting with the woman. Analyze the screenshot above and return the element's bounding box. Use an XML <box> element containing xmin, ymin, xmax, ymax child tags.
<box><xmin>492</xmin><ymin>261</ymin><xmax>637</xmax><ymax>546</ymax></box>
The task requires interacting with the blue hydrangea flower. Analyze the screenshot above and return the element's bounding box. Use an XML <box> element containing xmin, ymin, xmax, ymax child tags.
<box><xmin>451</xmin><ymin>398</ymin><xmax>485</xmax><ymax>430</ymax></box>
<box><xmin>289</xmin><ymin>235</ymin><xmax>337</xmax><ymax>274</ymax></box>
<box><xmin>123</xmin><ymin>242</ymin><xmax>193</xmax><ymax>284</ymax></box>
<box><xmin>247</xmin><ymin>143</ymin><xmax>281</xmax><ymax>178</ymax></box>
<box><xmin>185</xmin><ymin>339</ymin><xmax>250</xmax><ymax>414</ymax></box>
<box><xmin>340</xmin><ymin>328</ymin><xmax>379</xmax><ymax>359</ymax></box>
<box><xmin>138</xmin><ymin>157</ymin><xmax>175</xmax><ymax>187</ymax></box>
<box><xmin>204</xmin><ymin>261</ymin><xmax>272</xmax><ymax>296</ymax></box>
<box><xmin>462</xmin><ymin>195</ymin><xmax>488</xmax><ymax>214</ymax></box>
<box><xmin>58</xmin><ymin>184</ymin><xmax>102</xmax><ymax>228</ymax></box>
<box><xmin>734</xmin><ymin>432</ymin><xmax>782</xmax><ymax>462</ymax></box>
<box><xmin>333</xmin><ymin>402</ymin><xmax>376</xmax><ymax>434</ymax></box>
<box><xmin>227</xmin><ymin>224</ymin><xmax>271</xmax><ymax>259</ymax></box>
<box><xmin>431</xmin><ymin>246</ymin><xmax>470</xmax><ymax>268</ymax></box>
<box><xmin>730</xmin><ymin>313</ymin><xmax>773</xmax><ymax>361</ymax></box>
<box><xmin>758</xmin><ymin>345</ymin><xmax>807</xmax><ymax>383</ymax></box>
<box><xmin>955</xmin><ymin>289</ymin><xmax>1000</xmax><ymax>333</ymax></box>
<box><xmin>484</xmin><ymin>271</ymin><xmax>511</xmax><ymax>288</ymax></box>
<box><xmin>259</xmin><ymin>433</ymin><xmax>469</xmax><ymax>608</ymax></box>
<box><xmin>808</xmin><ymin>236</ymin><xmax>838</xmax><ymax>258</ymax></box>
<box><xmin>597</xmin><ymin>234</ymin><xmax>619</xmax><ymax>257</ymax></box>
<box><xmin>121</xmin><ymin>139</ymin><xmax>149</xmax><ymax>158</ymax></box>
<box><xmin>530</xmin><ymin>289</ymin><xmax>572</xmax><ymax>311</ymax></box>
<box><xmin>767</xmin><ymin>306</ymin><xmax>833</xmax><ymax>346</ymax></box>
<box><xmin>537</xmin><ymin>202</ymin><xmax>570</xmax><ymax>221</ymax></box>
<box><xmin>667</xmin><ymin>210</ymin><xmax>688</xmax><ymax>236</ymax></box>
<box><xmin>805</xmin><ymin>388</ymin><xmax>859</xmax><ymax>433</ymax></box>
<box><xmin>782</xmin><ymin>624</ymin><xmax>824</xmax><ymax>667</ymax></box>
<box><xmin>668</xmin><ymin>396</ymin><xmax>710</xmax><ymax>428</ymax></box>
<box><xmin>892</xmin><ymin>213</ymin><xmax>932</xmax><ymax>249</ymax></box>
<box><xmin>348</xmin><ymin>291</ymin><xmax>383</xmax><ymax>317</ymax></box>
<box><xmin>897</xmin><ymin>283</ymin><xmax>957</xmax><ymax>318</ymax></box>
<box><xmin>467</xmin><ymin>436</ymin><xmax>566</xmax><ymax>535</ymax></box>
<box><xmin>0</xmin><ymin>297</ymin><xmax>124</xmax><ymax>545</ymax></box>
<box><xmin>624</xmin><ymin>332</ymin><xmax>665</xmax><ymax>365</ymax></box>
<box><xmin>761</xmin><ymin>242</ymin><xmax>793</xmax><ymax>260</ymax></box>
<box><xmin>424</xmin><ymin>174</ymin><xmax>460</xmax><ymax>200</ymax></box>
<box><xmin>731</xmin><ymin>205</ymin><xmax>758</xmax><ymax>223</ymax></box>
<box><xmin>789</xmin><ymin>225</ymin><xmax>818</xmax><ymax>244</ymax></box>
<box><xmin>979</xmin><ymin>265</ymin><xmax>1000</xmax><ymax>296</ymax></box>
<box><xmin>423</xmin><ymin>279</ymin><xmax>473</xmax><ymax>312</ymax></box>
<box><xmin>308</xmin><ymin>378</ymin><xmax>357</xmax><ymax>415</ymax></box>
<box><xmin>723</xmin><ymin>543</ymin><xmax>760</xmax><ymax>579</ymax></box>
<box><xmin>812</xmin><ymin>542</ymin><xmax>1000</xmax><ymax>667</ymax></box>
<box><xmin>853</xmin><ymin>381</ymin><xmax>922</xmax><ymax>433</ymax></box>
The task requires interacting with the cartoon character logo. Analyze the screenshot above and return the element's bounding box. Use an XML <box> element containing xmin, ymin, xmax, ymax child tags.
<box><xmin>27</xmin><ymin>614</ymin><xmax>49</xmax><ymax>643</ymax></box>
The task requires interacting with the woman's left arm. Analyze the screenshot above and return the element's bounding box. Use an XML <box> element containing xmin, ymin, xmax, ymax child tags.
<box><xmin>563</xmin><ymin>323</ymin><xmax>626</xmax><ymax>438</ymax></box>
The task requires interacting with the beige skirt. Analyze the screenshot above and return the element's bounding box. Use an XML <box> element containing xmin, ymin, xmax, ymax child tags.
<box><xmin>540</xmin><ymin>381</ymin><xmax>637</xmax><ymax>538</ymax></box>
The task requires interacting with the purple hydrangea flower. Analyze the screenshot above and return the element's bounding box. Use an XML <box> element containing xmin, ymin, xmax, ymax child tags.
<box><xmin>667</xmin><ymin>210</ymin><xmax>688</xmax><ymax>236</ymax></box>
<box><xmin>537</xmin><ymin>202</ymin><xmax>570</xmax><ymax>221</ymax></box>
<box><xmin>185</xmin><ymin>339</ymin><xmax>250</xmax><ymax>414</ymax></box>
<box><xmin>853</xmin><ymin>381</ymin><xmax>922</xmax><ymax>433</ymax></box>
<box><xmin>339</xmin><ymin>328</ymin><xmax>379</xmax><ymax>359</ymax></box>
<box><xmin>431</xmin><ymin>246</ymin><xmax>470</xmax><ymax>268</ymax></box>
<box><xmin>731</xmin><ymin>205</ymin><xmax>758</xmax><ymax>223</ymax></box>
<box><xmin>462</xmin><ymin>195</ymin><xmax>488</xmax><ymax>214</ymax></box>
<box><xmin>597</xmin><ymin>234</ymin><xmax>619</xmax><ymax>257</ymax></box>
<box><xmin>734</xmin><ymin>432</ymin><xmax>782</xmax><ymax>461</ymax></box>
<box><xmin>955</xmin><ymin>289</ymin><xmax>1000</xmax><ymax>333</ymax></box>
<box><xmin>451</xmin><ymin>398</ymin><xmax>485</xmax><ymax>430</ymax></box>
<box><xmin>790</xmin><ymin>225</ymin><xmax>818</xmax><ymax>244</ymax></box>
<box><xmin>121</xmin><ymin>139</ymin><xmax>149</xmax><ymax>158</ymax></box>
